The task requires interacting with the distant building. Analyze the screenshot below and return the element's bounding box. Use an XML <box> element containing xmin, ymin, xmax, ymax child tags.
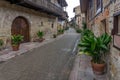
<box><xmin>73</xmin><ymin>5</ymin><xmax>85</xmax><ymax>29</ymax></box>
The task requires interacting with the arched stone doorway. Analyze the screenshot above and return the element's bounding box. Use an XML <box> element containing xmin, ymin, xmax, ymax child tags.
<box><xmin>11</xmin><ymin>16</ymin><xmax>30</xmax><ymax>42</ymax></box>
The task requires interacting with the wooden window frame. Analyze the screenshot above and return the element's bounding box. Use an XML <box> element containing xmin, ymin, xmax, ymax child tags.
<box><xmin>112</xmin><ymin>13</ymin><xmax>120</xmax><ymax>50</ymax></box>
<box><xmin>51</xmin><ymin>22</ymin><xmax>54</xmax><ymax>28</ymax></box>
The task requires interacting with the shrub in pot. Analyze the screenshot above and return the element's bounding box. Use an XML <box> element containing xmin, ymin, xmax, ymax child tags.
<box><xmin>76</xmin><ymin>29</ymin><xmax>82</xmax><ymax>33</ymax></box>
<box><xmin>37</xmin><ymin>31</ymin><xmax>44</xmax><ymax>42</ymax></box>
<box><xmin>11</xmin><ymin>35</ymin><xmax>23</xmax><ymax>51</ymax></box>
<box><xmin>53</xmin><ymin>34</ymin><xmax>57</xmax><ymax>38</ymax></box>
<box><xmin>61</xmin><ymin>29</ymin><xmax>64</xmax><ymax>34</ymax></box>
<box><xmin>58</xmin><ymin>29</ymin><xmax>64</xmax><ymax>35</ymax></box>
<box><xmin>79</xmin><ymin>33</ymin><xmax>111</xmax><ymax>75</ymax></box>
<box><xmin>0</xmin><ymin>39</ymin><xmax>4</xmax><ymax>50</ymax></box>
<box><xmin>81</xmin><ymin>29</ymin><xmax>94</xmax><ymax>38</ymax></box>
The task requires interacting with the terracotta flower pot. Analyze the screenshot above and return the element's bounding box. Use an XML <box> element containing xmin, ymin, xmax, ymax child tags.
<box><xmin>39</xmin><ymin>38</ymin><xmax>45</xmax><ymax>42</ymax></box>
<box><xmin>91</xmin><ymin>61</ymin><xmax>106</xmax><ymax>75</ymax></box>
<box><xmin>53</xmin><ymin>35</ymin><xmax>57</xmax><ymax>38</ymax></box>
<box><xmin>12</xmin><ymin>44</ymin><xmax>19</xmax><ymax>51</ymax></box>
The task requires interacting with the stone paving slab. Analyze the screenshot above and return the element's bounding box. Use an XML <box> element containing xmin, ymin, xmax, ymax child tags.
<box><xmin>69</xmin><ymin>54</ymin><xmax>109</xmax><ymax>80</ymax></box>
<box><xmin>0</xmin><ymin>34</ymin><xmax>64</xmax><ymax>62</ymax></box>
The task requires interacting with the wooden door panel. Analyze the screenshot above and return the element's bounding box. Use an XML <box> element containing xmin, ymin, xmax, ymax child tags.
<box><xmin>11</xmin><ymin>17</ymin><xmax>30</xmax><ymax>42</ymax></box>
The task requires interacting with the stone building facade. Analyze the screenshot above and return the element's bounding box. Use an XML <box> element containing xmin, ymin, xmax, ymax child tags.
<box><xmin>80</xmin><ymin>0</ymin><xmax>120</xmax><ymax>80</ymax></box>
<box><xmin>73</xmin><ymin>5</ymin><xmax>85</xmax><ymax>29</ymax></box>
<box><xmin>0</xmin><ymin>0</ymin><xmax>68</xmax><ymax>46</ymax></box>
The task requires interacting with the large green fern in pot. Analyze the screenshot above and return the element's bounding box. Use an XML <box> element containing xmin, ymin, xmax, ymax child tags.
<box><xmin>11</xmin><ymin>35</ymin><xmax>24</xmax><ymax>45</ymax></box>
<box><xmin>95</xmin><ymin>33</ymin><xmax>112</xmax><ymax>63</ymax></box>
<box><xmin>79</xmin><ymin>33</ymin><xmax>97</xmax><ymax>61</ymax></box>
<box><xmin>37</xmin><ymin>31</ymin><xmax>44</xmax><ymax>39</ymax></box>
<box><xmin>79</xmin><ymin>32</ymin><xmax>112</xmax><ymax>74</ymax></box>
<box><xmin>11</xmin><ymin>35</ymin><xmax>24</xmax><ymax>51</ymax></box>
<box><xmin>79</xmin><ymin>33</ymin><xmax>111</xmax><ymax>64</ymax></box>
<box><xmin>36</xmin><ymin>31</ymin><xmax>45</xmax><ymax>42</ymax></box>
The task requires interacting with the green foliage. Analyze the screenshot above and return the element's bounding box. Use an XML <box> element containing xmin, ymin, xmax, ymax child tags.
<box><xmin>58</xmin><ymin>29</ymin><xmax>64</xmax><ymax>34</ymax></box>
<box><xmin>81</xmin><ymin>29</ymin><xmax>94</xmax><ymax>37</ymax></box>
<box><xmin>79</xmin><ymin>32</ymin><xmax>112</xmax><ymax>64</ymax></box>
<box><xmin>82</xmin><ymin>22</ymin><xmax>87</xmax><ymax>30</ymax></box>
<box><xmin>37</xmin><ymin>31</ymin><xmax>44</xmax><ymax>39</ymax></box>
<box><xmin>76</xmin><ymin>29</ymin><xmax>82</xmax><ymax>33</ymax></box>
<box><xmin>0</xmin><ymin>39</ymin><xmax>4</xmax><ymax>47</ymax></box>
<box><xmin>53</xmin><ymin>34</ymin><xmax>57</xmax><ymax>38</ymax></box>
<box><xmin>11</xmin><ymin>35</ymin><xmax>24</xmax><ymax>45</ymax></box>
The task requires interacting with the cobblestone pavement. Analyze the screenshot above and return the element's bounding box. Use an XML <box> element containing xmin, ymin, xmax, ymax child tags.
<box><xmin>69</xmin><ymin>54</ymin><xmax>109</xmax><ymax>80</ymax></box>
<box><xmin>0</xmin><ymin>28</ymin><xmax>80</xmax><ymax>80</ymax></box>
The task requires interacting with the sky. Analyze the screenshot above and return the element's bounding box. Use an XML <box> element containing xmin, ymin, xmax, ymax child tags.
<box><xmin>66</xmin><ymin>0</ymin><xmax>80</xmax><ymax>20</ymax></box>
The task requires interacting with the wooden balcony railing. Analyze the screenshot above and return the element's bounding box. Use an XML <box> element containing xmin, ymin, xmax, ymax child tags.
<box><xmin>28</xmin><ymin>0</ymin><xmax>63</xmax><ymax>15</ymax></box>
<box><xmin>6</xmin><ymin>0</ymin><xmax>67</xmax><ymax>19</ymax></box>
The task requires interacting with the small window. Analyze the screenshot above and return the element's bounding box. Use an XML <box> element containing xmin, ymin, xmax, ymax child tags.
<box><xmin>51</xmin><ymin>23</ymin><xmax>54</xmax><ymax>28</ymax></box>
<box><xmin>113</xmin><ymin>15</ymin><xmax>120</xmax><ymax>35</ymax></box>
<box><xmin>118</xmin><ymin>16</ymin><xmax>120</xmax><ymax>34</ymax></box>
<box><xmin>112</xmin><ymin>14</ymin><xmax>120</xmax><ymax>50</ymax></box>
<box><xmin>41</xmin><ymin>22</ymin><xmax>43</xmax><ymax>26</ymax></box>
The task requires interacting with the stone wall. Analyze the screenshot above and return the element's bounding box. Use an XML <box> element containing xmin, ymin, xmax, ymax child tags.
<box><xmin>0</xmin><ymin>1</ymin><xmax>58</xmax><ymax>45</ymax></box>
<box><xmin>86</xmin><ymin>1</ymin><xmax>120</xmax><ymax>80</ymax></box>
<box><xmin>109</xmin><ymin>1</ymin><xmax>120</xmax><ymax>80</ymax></box>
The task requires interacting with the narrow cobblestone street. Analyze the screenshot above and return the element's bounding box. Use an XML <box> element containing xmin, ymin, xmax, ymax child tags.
<box><xmin>0</xmin><ymin>28</ymin><xmax>79</xmax><ymax>80</ymax></box>
<box><xmin>1</xmin><ymin>0</ymin><xmax>120</xmax><ymax>80</ymax></box>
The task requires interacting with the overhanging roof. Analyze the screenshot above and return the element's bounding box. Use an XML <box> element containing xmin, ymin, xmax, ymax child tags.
<box><xmin>6</xmin><ymin>0</ymin><xmax>64</xmax><ymax>16</ymax></box>
<box><xmin>5</xmin><ymin>0</ymin><xmax>68</xmax><ymax>20</ymax></box>
<box><xmin>80</xmin><ymin>0</ymin><xmax>88</xmax><ymax>13</ymax></box>
<box><xmin>58</xmin><ymin>0</ymin><xmax>68</xmax><ymax>7</ymax></box>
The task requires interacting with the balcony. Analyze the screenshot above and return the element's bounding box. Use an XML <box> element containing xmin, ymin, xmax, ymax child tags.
<box><xmin>6</xmin><ymin>0</ymin><xmax>67</xmax><ymax>19</ymax></box>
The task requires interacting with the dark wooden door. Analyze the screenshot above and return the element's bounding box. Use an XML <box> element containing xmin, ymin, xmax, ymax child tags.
<box><xmin>11</xmin><ymin>16</ymin><xmax>30</xmax><ymax>42</ymax></box>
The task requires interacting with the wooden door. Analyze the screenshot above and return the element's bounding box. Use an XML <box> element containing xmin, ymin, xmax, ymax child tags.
<box><xmin>11</xmin><ymin>16</ymin><xmax>30</xmax><ymax>42</ymax></box>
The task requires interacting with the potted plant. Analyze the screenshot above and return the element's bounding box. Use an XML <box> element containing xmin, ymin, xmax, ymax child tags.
<box><xmin>76</xmin><ymin>29</ymin><xmax>82</xmax><ymax>33</ymax></box>
<box><xmin>0</xmin><ymin>39</ymin><xmax>4</xmax><ymax>51</ymax></box>
<box><xmin>79</xmin><ymin>33</ymin><xmax>111</xmax><ymax>75</ymax></box>
<box><xmin>61</xmin><ymin>29</ymin><xmax>64</xmax><ymax>34</ymax></box>
<box><xmin>11</xmin><ymin>35</ymin><xmax>23</xmax><ymax>51</ymax></box>
<box><xmin>37</xmin><ymin>31</ymin><xmax>44</xmax><ymax>42</ymax></box>
<box><xmin>58</xmin><ymin>29</ymin><xmax>64</xmax><ymax>35</ymax></box>
<box><xmin>53</xmin><ymin>34</ymin><xmax>57</xmax><ymax>38</ymax></box>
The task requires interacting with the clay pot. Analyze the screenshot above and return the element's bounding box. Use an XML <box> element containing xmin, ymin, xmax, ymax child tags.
<box><xmin>12</xmin><ymin>45</ymin><xmax>19</xmax><ymax>51</ymax></box>
<box><xmin>91</xmin><ymin>61</ymin><xmax>106</xmax><ymax>75</ymax></box>
<box><xmin>38</xmin><ymin>38</ymin><xmax>45</xmax><ymax>42</ymax></box>
<box><xmin>53</xmin><ymin>35</ymin><xmax>57</xmax><ymax>38</ymax></box>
